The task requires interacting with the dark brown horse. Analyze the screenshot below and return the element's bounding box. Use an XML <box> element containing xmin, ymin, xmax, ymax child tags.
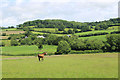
<box><xmin>38</xmin><ymin>52</ymin><xmax>47</xmax><ymax>61</ymax></box>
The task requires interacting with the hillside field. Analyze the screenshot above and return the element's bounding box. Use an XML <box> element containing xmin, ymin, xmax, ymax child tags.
<box><xmin>74</xmin><ymin>29</ymin><xmax>118</xmax><ymax>36</ymax></box>
<box><xmin>79</xmin><ymin>35</ymin><xmax>107</xmax><ymax>41</ymax></box>
<box><xmin>2</xmin><ymin>53</ymin><xmax>118</xmax><ymax>78</ymax></box>
<box><xmin>2</xmin><ymin>45</ymin><xmax>57</xmax><ymax>56</ymax></box>
<box><xmin>2</xmin><ymin>31</ymin><xmax>25</xmax><ymax>35</ymax></box>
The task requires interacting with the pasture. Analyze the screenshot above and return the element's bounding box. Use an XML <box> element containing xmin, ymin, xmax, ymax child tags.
<box><xmin>2</xmin><ymin>53</ymin><xmax>118</xmax><ymax>78</ymax></box>
<box><xmin>107</xmin><ymin>26</ymin><xmax>120</xmax><ymax>30</ymax></box>
<box><xmin>79</xmin><ymin>35</ymin><xmax>107</xmax><ymax>41</ymax></box>
<box><xmin>2</xmin><ymin>31</ymin><xmax>25</xmax><ymax>35</ymax></box>
<box><xmin>1</xmin><ymin>40</ymin><xmax>11</xmax><ymax>46</ymax></box>
<box><xmin>1</xmin><ymin>28</ymin><xmax>22</xmax><ymax>31</ymax></box>
<box><xmin>2</xmin><ymin>45</ymin><xmax>57</xmax><ymax>56</ymax></box>
<box><xmin>0</xmin><ymin>36</ymin><xmax>9</xmax><ymax>40</ymax></box>
<box><xmin>74</xmin><ymin>30</ymin><xmax>117</xmax><ymax>36</ymax></box>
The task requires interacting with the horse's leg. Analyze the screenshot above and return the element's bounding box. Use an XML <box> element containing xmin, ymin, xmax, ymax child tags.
<box><xmin>38</xmin><ymin>57</ymin><xmax>40</xmax><ymax>61</ymax></box>
<box><xmin>42</xmin><ymin>58</ymin><xmax>44</xmax><ymax>61</ymax></box>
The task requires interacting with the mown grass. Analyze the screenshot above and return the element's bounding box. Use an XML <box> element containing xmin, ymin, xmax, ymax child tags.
<box><xmin>2</xmin><ymin>45</ymin><xmax>57</xmax><ymax>56</ymax></box>
<box><xmin>2</xmin><ymin>53</ymin><xmax>118</xmax><ymax>78</ymax></box>
<box><xmin>31</xmin><ymin>31</ymin><xmax>45</xmax><ymax>34</ymax></box>
<box><xmin>2</xmin><ymin>28</ymin><xmax>22</xmax><ymax>31</ymax></box>
<box><xmin>34</xmin><ymin>28</ymin><xmax>80</xmax><ymax>34</ymax></box>
<box><xmin>32</xmin><ymin>31</ymin><xmax>70</xmax><ymax>37</ymax></box>
<box><xmin>107</xmin><ymin>26</ymin><xmax>119</xmax><ymax>30</ymax></box>
<box><xmin>79</xmin><ymin>35</ymin><xmax>107</xmax><ymax>41</ymax></box>
<box><xmin>74</xmin><ymin>30</ymin><xmax>117</xmax><ymax>36</ymax></box>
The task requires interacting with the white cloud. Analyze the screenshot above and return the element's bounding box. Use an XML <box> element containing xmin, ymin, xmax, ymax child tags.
<box><xmin>1</xmin><ymin>0</ymin><xmax>119</xmax><ymax>27</ymax></box>
<box><xmin>15</xmin><ymin>0</ymin><xmax>24</xmax><ymax>5</ymax></box>
<box><xmin>1</xmin><ymin>17</ymin><xmax>17</xmax><ymax>27</ymax></box>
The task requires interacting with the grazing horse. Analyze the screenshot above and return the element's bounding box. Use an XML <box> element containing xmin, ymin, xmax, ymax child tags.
<box><xmin>38</xmin><ymin>52</ymin><xmax>47</xmax><ymax>61</ymax></box>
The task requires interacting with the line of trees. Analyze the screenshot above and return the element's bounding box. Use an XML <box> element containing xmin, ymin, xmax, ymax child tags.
<box><xmin>78</xmin><ymin>32</ymin><xmax>108</xmax><ymax>37</ymax></box>
<box><xmin>17</xmin><ymin>18</ymin><xmax>119</xmax><ymax>32</ymax></box>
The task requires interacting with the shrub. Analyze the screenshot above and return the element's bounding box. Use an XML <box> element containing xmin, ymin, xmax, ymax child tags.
<box><xmin>11</xmin><ymin>40</ymin><xmax>19</xmax><ymax>46</ymax></box>
<box><xmin>57</xmin><ymin>40</ymin><xmax>71</xmax><ymax>54</ymax></box>
<box><xmin>104</xmin><ymin>34</ymin><xmax>120</xmax><ymax>51</ymax></box>
<box><xmin>37</xmin><ymin>43</ymin><xmax>43</xmax><ymax>49</ymax></box>
<box><xmin>2</xmin><ymin>33</ymin><xmax>6</xmax><ymax>36</ymax></box>
<box><xmin>0</xmin><ymin>42</ymin><xmax>5</xmax><ymax>47</ymax></box>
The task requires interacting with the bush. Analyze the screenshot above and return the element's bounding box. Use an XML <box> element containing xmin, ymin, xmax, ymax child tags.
<box><xmin>0</xmin><ymin>42</ymin><xmax>5</xmax><ymax>47</ymax></box>
<box><xmin>2</xmin><ymin>33</ymin><xmax>6</xmax><ymax>36</ymax></box>
<box><xmin>104</xmin><ymin>34</ymin><xmax>120</xmax><ymax>51</ymax></box>
<box><xmin>85</xmin><ymin>39</ymin><xmax>104</xmax><ymax>50</ymax></box>
<box><xmin>11</xmin><ymin>40</ymin><xmax>19</xmax><ymax>46</ymax></box>
<box><xmin>70</xmin><ymin>39</ymin><xmax>86</xmax><ymax>50</ymax></box>
<box><xmin>20</xmin><ymin>37</ymin><xmax>32</xmax><ymax>45</ymax></box>
<box><xmin>37</xmin><ymin>43</ymin><xmax>43</xmax><ymax>49</ymax></box>
<box><xmin>57</xmin><ymin>40</ymin><xmax>71</xmax><ymax>54</ymax></box>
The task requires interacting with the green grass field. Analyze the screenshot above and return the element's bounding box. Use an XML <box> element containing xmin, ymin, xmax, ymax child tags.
<box><xmin>107</xmin><ymin>26</ymin><xmax>119</xmax><ymax>30</ymax></box>
<box><xmin>33</xmin><ymin>28</ymin><xmax>80</xmax><ymax>34</ymax></box>
<box><xmin>2</xmin><ymin>45</ymin><xmax>57</xmax><ymax>56</ymax></box>
<box><xmin>79</xmin><ymin>35</ymin><xmax>107</xmax><ymax>41</ymax></box>
<box><xmin>0</xmin><ymin>36</ymin><xmax>9</xmax><ymax>40</ymax></box>
<box><xmin>2</xmin><ymin>53</ymin><xmax>118</xmax><ymax>78</ymax></box>
<box><xmin>1</xmin><ymin>40</ymin><xmax>11</xmax><ymax>46</ymax></box>
<box><xmin>2</xmin><ymin>28</ymin><xmax>22</xmax><ymax>31</ymax></box>
<box><xmin>74</xmin><ymin>30</ymin><xmax>117</xmax><ymax>36</ymax></box>
<box><xmin>2</xmin><ymin>31</ymin><xmax>25</xmax><ymax>35</ymax></box>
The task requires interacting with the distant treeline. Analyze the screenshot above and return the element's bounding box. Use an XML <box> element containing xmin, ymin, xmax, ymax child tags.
<box><xmin>17</xmin><ymin>18</ymin><xmax>119</xmax><ymax>32</ymax></box>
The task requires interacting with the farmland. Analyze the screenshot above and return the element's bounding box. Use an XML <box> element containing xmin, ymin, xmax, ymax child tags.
<box><xmin>1</xmin><ymin>18</ymin><xmax>120</xmax><ymax>78</ymax></box>
<box><xmin>79</xmin><ymin>35</ymin><xmax>107</xmax><ymax>41</ymax></box>
<box><xmin>2</xmin><ymin>31</ymin><xmax>25</xmax><ymax>35</ymax></box>
<box><xmin>0</xmin><ymin>36</ymin><xmax>9</xmax><ymax>40</ymax></box>
<box><xmin>2</xmin><ymin>45</ymin><xmax>57</xmax><ymax>56</ymax></box>
<box><xmin>2</xmin><ymin>53</ymin><xmax>118</xmax><ymax>78</ymax></box>
<box><xmin>1</xmin><ymin>28</ymin><xmax>22</xmax><ymax>31</ymax></box>
<box><xmin>74</xmin><ymin>29</ymin><xmax>118</xmax><ymax>36</ymax></box>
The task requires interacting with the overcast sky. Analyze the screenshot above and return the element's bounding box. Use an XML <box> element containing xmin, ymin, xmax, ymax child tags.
<box><xmin>0</xmin><ymin>0</ymin><xmax>119</xmax><ymax>27</ymax></box>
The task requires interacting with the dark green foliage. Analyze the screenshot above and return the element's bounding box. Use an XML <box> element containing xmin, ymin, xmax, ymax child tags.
<box><xmin>20</xmin><ymin>37</ymin><xmax>32</xmax><ymax>45</ymax></box>
<box><xmin>58</xmin><ymin>25</ymin><xmax>65</xmax><ymax>31</ymax></box>
<box><xmin>29</xmin><ymin>35</ymin><xmax>37</xmax><ymax>40</ymax></box>
<box><xmin>104</xmin><ymin>34</ymin><xmax>120</xmax><ymax>51</ymax></box>
<box><xmin>73</xmin><ymin>28</ymin><xmax>79</xmax><ymax>33</ymax></box>
<box><xmin>0</xmin><ymin>42</ymin><xmax>5</xmax><ymax>47</ymax></box>
<box><xmin>85</xmin><ymin>39</ymin><xmax>104</xmax><ymax>50</ymax></box>
<box><xmin>11</xmin><ymin>40</ymin><xmax>19</xmax><ymax>46</ymax></box>
<box><xmin>81</xmin><ymin>26</ymin><xmax>91</xmax><ymax>32</ymax></box>
<box><xmin>22</xmin><ymin>27</ymin><xmax>34</xmax><ymax>31</ymax></box>
<box><xmin>8</xmin><ymin>26</ymin><xmax>14</xmax><ymax>28</ymax></box>
<box><xmin>63</xmin><ymin>30</ymin><xmax>68</xmax><ymax>34</ymax></box>
<box><xmin>46</xmin><ymin>35</ymin><xmax>58</xmax><ymax>45</ymax></box>
<box><xmin>57</xmin><ymin>40</ymin><xmax>71</xmax><ymax>54</ymax></box>
<box><xmin>70</xmin><ymin>39</ymin><xmax>86</xmax><ymax>50</ymax></box>
<box><xmin>17</xmin><ymin>18</ymin><xmax>119</xmax><ymax>33</ymax></box>
<box><xmin>24</xmin><ymin>31</ymin><xmax>33</xmax><ymax>37</ymax></box>
<box><xmin>37</xmin><ymin>43</ymin><xmax>43</xmax><ymax>49</ymax></box>
<box><xmin>34</xmin><ymin>38</ymin><xmax>43</xmax><ymax>45</ymax></box>
<box><xmin>68</xmin><ymin>29</ymin><xmax>74</xmax><ymax>34</ymax></box>
<box><xmin>2</xmin><ymin>33</ymin><xmax>6</xmax><ymax>36</ymax></box>
<box><xmin>79</xmin><ymin>32</ymin><xmax>108</xmax><ymax>37</ymax></box>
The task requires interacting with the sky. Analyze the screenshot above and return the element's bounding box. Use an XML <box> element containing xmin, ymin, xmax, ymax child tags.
<box><xmin>0</xmin><ymin>0</ymin><xmax>119</xmax><ymax>27</ymax></box>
